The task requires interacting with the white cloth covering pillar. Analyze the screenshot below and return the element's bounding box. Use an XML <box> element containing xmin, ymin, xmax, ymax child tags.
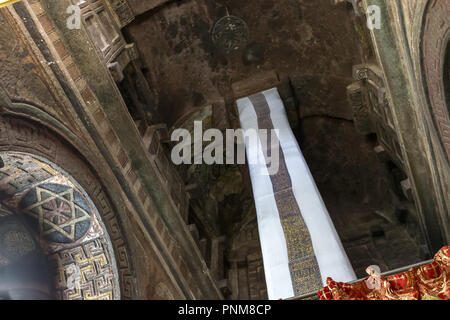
<box><xmin>237</xmin><ymin>88</ymin><xmax>356</xmax><ymax>300</ymax></box>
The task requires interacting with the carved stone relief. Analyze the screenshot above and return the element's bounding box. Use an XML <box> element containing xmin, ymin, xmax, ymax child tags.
<box><xmin>421</xmin><ymin>0</ymin><xmax>450</xmax><ymax>164</ymax></box>
<box><xmin>0</xmin><ymin>152</ymin><xmax>120</xmax><ymax>300</ymax></box>
<box><xmin>106</xmin><ymin>0</ymin><xmax>135</xmax><ymax>28</ymax></box>
<box><xmin>347</xmin><ymin>64</ymin><xmax>404</xmax><ymax>168</ymax></box>
<box><xmin>0</xmin><ymin>116</ymin><xmax>136</xmax><ymax>299</ymax></box>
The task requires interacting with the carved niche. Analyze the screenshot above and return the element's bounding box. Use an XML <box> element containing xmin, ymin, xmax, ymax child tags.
<box><xmin>79</xmin><ymin>0</ymin><xmax>137</xmax><ymax>82</ymax></box>
<box><xmin>347</xmin><ymin>64</ymin><xmax>404</xmax><ymax>168</ymax></box>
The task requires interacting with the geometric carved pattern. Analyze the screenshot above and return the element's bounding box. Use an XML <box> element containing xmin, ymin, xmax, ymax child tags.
<box><xmin>212</xmin><ymin>15</ymin><xmax>249</xmax><ymax>53</ymax></box>
<box><xmin>0</xmin><ymin>151</ymin><xmax>120</xmax><ymax>300</ymax></box>
<box><xmin>0</xmin><ymin>153</ymin><xmax>57</xmax><ymax>196</ymax></box>
<box><xmin>0</xmin><ymin>118</ymin><xmax>57</xmax><ymax>161</ymax></box>
<box><xmin>51</xmin><ymin>239</ymin><xmax>117</xmax><ymax>300</ymax></box>
<box><xmin>20</xmin><ymin>184</ymin><xmax>92</xmax><ymax>244</ymax></box>
<box><xmin>0</xmin><ymin>102</ymin><xmax>134</xmax><ymax>298</ymax></box>
<box><xmin>421</xmin><ymin>0</ymin><xmax>450</xmax><ymax>164</ymax></box>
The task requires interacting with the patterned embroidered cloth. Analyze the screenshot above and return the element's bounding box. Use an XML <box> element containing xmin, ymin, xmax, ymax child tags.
<box><xmin>237</xmin><ymin>88</ymin><xmax>356</xmax><ymax>300</ymax></box>
<box><xmin>318</xmin><ymin>246</ymin><xmax>450</xmax><ymax>300</ymax></box>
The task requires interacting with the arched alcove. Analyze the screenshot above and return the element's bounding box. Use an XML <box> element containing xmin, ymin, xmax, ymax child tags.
<box><xmin>0</xmin><ymin>114</ymin><xmax>136</xmax><ymax>299</ymax></box>
<box><xmin>0</xmin><ymin>152</ymin><xmax>120</xmax><ymax>299</ymax></box>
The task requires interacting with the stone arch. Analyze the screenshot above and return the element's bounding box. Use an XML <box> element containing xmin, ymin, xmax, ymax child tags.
<box><xmin>0</xmin><ymin>114</ymin><xmax>136</xmax><ymax>299</ymax></box>
<box><xmin>444</xmin><ymin>41</ymin><xmax>450</xmax><ymax>114</ymax></box>
<box><xmin>420</xmin><ymin>0</ymin><xmax>450</xmax><ymax>164</ymax></box>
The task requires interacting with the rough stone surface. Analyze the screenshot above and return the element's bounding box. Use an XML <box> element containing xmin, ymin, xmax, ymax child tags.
<box><xmin>299</xmin><ymin>117</ymin><xmax>424</xmax><ymax>277</ymax></box>
<box><xmin>123</xmin><ymin>0</ymin><xmax>361</xmax><ymax>126</ymax></box>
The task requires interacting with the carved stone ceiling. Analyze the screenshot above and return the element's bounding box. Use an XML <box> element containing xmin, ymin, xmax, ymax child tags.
<box><xmin>123</xmin><ymin>0</ymin><xmax>362</xmax><ymax>126</ymax></box>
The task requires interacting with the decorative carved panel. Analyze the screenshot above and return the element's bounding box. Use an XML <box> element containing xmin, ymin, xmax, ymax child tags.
<box><xmin>348</xmin><ymin>64</ymin><xmax>404</xmax><ymax>167</ymax></box>
<box><xmin>82</xmin><ymin>1</ymin><xmax>122</xmax><ymax>63</ymax></box>
<box><xmin>0</xmin><ymin>153</ymin><xmax>120</xmax><ymax>300</ymax></box>
<box><xmin>0</xmin><ymin>116</ymin><xmax>136</xmax><ymax>299</ymax></box>
<box><xmin>421</xmin><ymin>0</ymin><xmax>450</xmax><ymax>164</ymax></box>
<box><xmin>106</xmin><ymin>0</ymin><xmax>135</xmax><ymax>28</ymax></box>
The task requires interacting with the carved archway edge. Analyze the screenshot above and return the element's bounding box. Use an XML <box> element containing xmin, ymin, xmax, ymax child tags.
<box><xmin>406</xmin><ymin>0</ymin><xmax>450</xmax><ymax>243</ymax></box>
<box><xmin>0</xmin><ymin>101</ymin><xmax>137</xmax><ymax>300</ymax></box>
<box><xmin>419</xmin><ymin>0</ymin><xmax>450</xmax><ymax>165</ymax></box>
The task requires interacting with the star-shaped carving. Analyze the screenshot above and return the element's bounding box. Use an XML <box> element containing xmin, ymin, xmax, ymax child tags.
<box><xmin>23</xmin><ymin>186</ymin><xmax>91</xmax><ymax>242</ymax></box>
<box><xmin>42</xmin><ymin>199</ymin><xmax>72</xmax><ymax>225</ymax></box>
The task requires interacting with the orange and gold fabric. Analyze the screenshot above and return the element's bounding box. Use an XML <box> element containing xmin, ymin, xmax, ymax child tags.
<box><xmin>318</xmin><ymin>246</ymin><xmax>450</xmax><ymax>300</ymax></box>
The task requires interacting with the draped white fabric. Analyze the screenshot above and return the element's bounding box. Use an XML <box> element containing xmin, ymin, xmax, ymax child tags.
<box><xmin>237</xmin><ymin>88</ymin><xmax>356</xmax><ymax>300</ymax></box>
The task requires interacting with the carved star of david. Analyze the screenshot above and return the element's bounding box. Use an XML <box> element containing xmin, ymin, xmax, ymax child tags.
<box><xmin>23</xmin><ymin>186</ymin><xmax>91</xmax><ymax>241</ymax></box>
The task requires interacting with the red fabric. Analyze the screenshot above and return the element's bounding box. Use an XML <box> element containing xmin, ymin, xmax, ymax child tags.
<box><xmin>318</xmin><ymin>246</ymin><xmax>450</xmax><ymax>300</ymax></box>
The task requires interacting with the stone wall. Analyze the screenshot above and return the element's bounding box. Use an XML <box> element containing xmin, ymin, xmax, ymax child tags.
<box><xmin>0</xmin><ymin>0</ymin><xmax>221</xmax><ymax>299</ymax></box>
<box><xmin>362</xmin><ymin>0</ymin><xmax>449</xmax><ymax>249</ymax></box>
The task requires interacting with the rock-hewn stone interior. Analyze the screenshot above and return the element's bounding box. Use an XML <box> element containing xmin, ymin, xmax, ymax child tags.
<box><xmin>119</xmin><ymin>0</ymin><xmax>429</xmax><ymax>297</ymax></box>
<box><xmin>0</xmin><ymin>0</ymin><xmax>448</xmax><ymax>300</ymax></box>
